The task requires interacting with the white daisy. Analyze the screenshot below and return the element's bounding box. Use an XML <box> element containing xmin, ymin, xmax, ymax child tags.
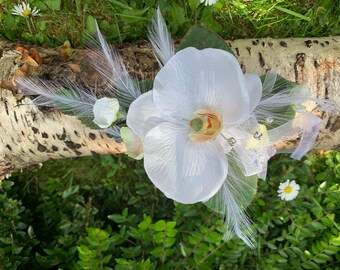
<box><xmin>200</xmin><ymin>0</ymin><xmax>218</xmax><ymax>6</ymax></box>
<box><xmin>278</xmin><ymin>179</ymin><xmax>300</xmax><ymax>201</ymax></box>
<box><xmin>12</xmin><ymin>2</ymin><xmax>40</xmax><ymax>18</ymax></box>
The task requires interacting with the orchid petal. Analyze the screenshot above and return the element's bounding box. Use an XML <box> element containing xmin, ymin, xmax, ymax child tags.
<box><xmin>144</xmin><ymin>122</ymin><xmax>228</xmax><ymax>204</ymax></box>
<box><xmin>126</xmin><ymin>91</ymin><xmax>165</xmax><ymax>139</ymax></box>
<box><xmin>153</xmin><ymin>47</ymin><xmax>251</xmax><ymax>125</ymax></box>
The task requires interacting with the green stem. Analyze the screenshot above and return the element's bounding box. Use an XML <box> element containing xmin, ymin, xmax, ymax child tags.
<box><xmin>26</xmin><ymin>18</ymin><xmax>33</xmax><ymax>35</ymax></box>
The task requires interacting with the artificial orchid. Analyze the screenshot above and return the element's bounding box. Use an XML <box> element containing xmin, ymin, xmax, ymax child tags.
<box><xmin>17</xmin><ymin>7</ymin><xmax>337</xmax><ymax>249</ymax></box>
<box><xmin>127</xmin><ymin>47</ymin><xmax>263</xmax><ymax>204</ymax></box>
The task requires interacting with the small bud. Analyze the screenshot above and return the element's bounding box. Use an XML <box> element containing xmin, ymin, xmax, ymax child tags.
<box><xmin>120</xmin><ymin>127</ymin><xmax>143</xmax><ymax>160</ymax></box>
<box><xmin>93</xmin><ymin>97</ymin><xmax>119</xmax><ymax>129</ymax></box>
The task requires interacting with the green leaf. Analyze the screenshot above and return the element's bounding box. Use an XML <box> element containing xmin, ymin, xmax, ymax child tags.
<box><xmin>12</xmin><ymin>246</ymin><xmax>23</xmax><ymax>254</ymax></box>
<box><xmin>291</xmin><ymin>246</ymin><xmax>303</xmax><ymax>255</ymax></box>
<box><xmin>278</xmin><ymin>250</ymin><xmax>288</xmax><ymax>258</ymax></box>
<box><xmin>205</xmin><ymin>231</ymin><xmax>220</xmax><ymax>243</ymax></box>
<box><xmin>165</xmin><ymin>237</ymin><xmax>176</xmax><ymax>247</ymax></box>
<box><xmin>302</xmin><ymin>261</ymin><xmax>320</xmax><ymax>270</ymax></box>
<box><xmin>77</xmin><ymin>245</ymin><xmax>90</xmax><ymax>256</ymax></box>
<box><xmin>152</xmin><ymin>220</ymin><xmax>166</xmax><ymax>231</ymax></box>
<box><xmin>171</xmin><ymin>3</ymin><xmax>186</xmax><ymax>27</ymax></box>
<box><xmin>166</xmin><ymin>228</ymin><xmax>177</xmax><ymax>237</ymax></box>
<box><xmin>151</xmin><ymin>246</ymin><xmax>163</xmax><ymax>258</ymax></box>
<box><xmin>107</xmin><ymin>0</ymin><xmax>133</xmax><ymax>10</ymax></box>
<box><xmin>177</xmin><ymin>25</ymin><xmax>233</xmax><ymax>54</ymax></box>
<box><xmin>138</xmin><ymin>220</ymin><xmax>149</xmax><ymax>231</ymax></box>
<box><xmin>189</xmin><ymin>0</ymin><xmax>200</xmax><ymax>11</ymax></box>
<box><xmin>62</xmin><ymin>185</ymin><xmax>79</xmax><ymax>199</ymax></box>
<box><xmin>36</xmin><ymin>21</ymin><xmax>46</xmax><ymax>32</ymax></box>
<box><xmin>108</xmin><ymin>214</ymin><xmax>126</xmax><ymax>223</ymax></box>
<box><xmin>310</xmin><ymin>222</ymin><xmax>326</xmax><ymax>231</ymax></box>
<box><xmin>45</xmin><ymin>0</ymin><xmax>61</xmax><ymax>11</ymax></box>
<box><xmin>267</xmin><ymin>242</ymin><xmax>277</xmax><ymax>250</ymax></box>
<box><xmin>166</xmin><ymin>221</ymin><xmax>176</xmax><ymax>229</ymax></box>
<box><xmin>122</xmin><ymin>208</ymin><xmax>128</xmax><ymax>217</ymax></box>
<box><xmin>86</xmin><ymin>15</ymin><xmax>97</xmax><ymax>35</ymax></box>
<box><xmin>313</xmin><ymin>253</ymin><xmax>332</xmax><ymax>263</ymax></box>
<box><xmin>154</xmin><ymin>232</ymin><xmax>164</xmax><ymax>244</ymax></box>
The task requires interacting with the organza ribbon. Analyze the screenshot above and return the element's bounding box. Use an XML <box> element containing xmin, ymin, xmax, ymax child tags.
<box><xmin>268</xmin><ymin>112</ymin><xmax>323</xmax><ymax>160</ymax></box>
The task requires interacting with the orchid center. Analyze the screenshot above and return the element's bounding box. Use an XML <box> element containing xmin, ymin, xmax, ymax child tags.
<box><xmin>23</xmin><ymin>10</ymin><xmax>31</xmax><ymax>17</ymax></box>
<box><xmin>284</xmin><ymin>186</ymin><xmax>293</xmax><ymax>194</ymax></box>
<box><xmin>189</xmin><ymin>109</ymin><xmax>221</xmax><ymax>143</ymax></box>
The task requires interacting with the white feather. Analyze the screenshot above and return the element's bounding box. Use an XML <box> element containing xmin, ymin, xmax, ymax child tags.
<box><xmin>205</xmin><ymin>160</ymin><xmax>256</xmax><ymax>248</ymax></box>
<box><xmin>17</xmin><ymin>77</ymin><xmax>97</xmax><ymax>119</ymax></box>
<box><xmin>104</xmin><ymin>126</ymin><xmax>122</xmax><ymax>140</ymax></box>
<box><xmin>257</xmin><ymin>71</ymin><xmax>339</xmax><ymax>126</ymax></box>
<box><xmin>148</xmin><ymin>8</ymin><xmax>175</xmax><ymax>67</ymax></box>
<box><xmin>87</xmin><ymin>22</ymin><xmax>141</xmax><ymax>108</ymax></box>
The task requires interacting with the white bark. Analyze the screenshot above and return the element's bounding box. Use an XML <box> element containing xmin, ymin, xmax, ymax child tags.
<box><xmin>228</xmin><ymin>36</ymin><xmax>340</xmax><ymax>150</ymax></box>
<box><xmin>0</xmin><ymin>36</ymin><xmax>339</xmax><ymax>179</ymax></box>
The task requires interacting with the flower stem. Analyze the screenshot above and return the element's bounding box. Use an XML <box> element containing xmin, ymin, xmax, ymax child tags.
<box><xmin>26</xmin><ymin>19</ymin><xmax>33</xmax><ymax>35</ymax></box>
<box><xmin>30</xmin><ymin>17</ymin><xmax>37</xmax><ymax>33</ymax></box>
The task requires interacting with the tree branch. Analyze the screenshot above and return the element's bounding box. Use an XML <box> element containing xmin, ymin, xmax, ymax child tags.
<box><xmin>0</xmin><ymin>36</ymin><xmax>339</xmax><ymax>179</ymax></box>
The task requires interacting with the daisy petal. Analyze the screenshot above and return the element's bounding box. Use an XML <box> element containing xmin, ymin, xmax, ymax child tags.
<box><xmin>153</xmin><ymin>47</ymin><xmax>251</xmax><ymax>125</ymax></box>
<box><xmin>144</xmin><ymin>122</ymin><xmax>228</xmax><ymax>204</ymax></box>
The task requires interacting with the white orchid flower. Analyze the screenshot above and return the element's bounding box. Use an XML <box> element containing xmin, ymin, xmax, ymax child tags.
<box><xmin>93</xmin><ymin>97</ymin><xmax>119</xmax><ymax>129</ymax></box>
<box><xmin>127</xmin><ymin>47</ymin><xmax>262</xmax><ymax>204</ymax></box>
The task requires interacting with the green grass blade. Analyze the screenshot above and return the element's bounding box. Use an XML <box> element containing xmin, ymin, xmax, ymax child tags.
<box><xmin>274</xmin><ymin>6</ymin><xmax>311</xmax><ymax>21</ymax></box>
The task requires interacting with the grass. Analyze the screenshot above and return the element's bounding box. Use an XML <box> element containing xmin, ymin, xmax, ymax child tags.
<box><xmin>0</xmin><ymin>0</ymin><xmax>339</xmax><ymax>46</ymax></box>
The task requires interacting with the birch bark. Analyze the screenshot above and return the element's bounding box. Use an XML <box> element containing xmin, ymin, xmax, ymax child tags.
<box><xmin>0</xmin><ymin>36</ymin><xmax>339</xmax><ymax>179</ymax></box>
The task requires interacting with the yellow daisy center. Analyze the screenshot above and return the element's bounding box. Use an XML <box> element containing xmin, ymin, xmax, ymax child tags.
<box><xmin>284</xmin><ymin>186</ymin><xmax>293</xmax><ymax>194</ymax></box>
<box><xmin>189</xmin><ymin>109</ymin><xmax>221</xmax><ymax>143</ymax></box>
<box><xmin>23</xmin><ymin>10</ymin><xmax>31</xmax><ymax>17</ymax></box>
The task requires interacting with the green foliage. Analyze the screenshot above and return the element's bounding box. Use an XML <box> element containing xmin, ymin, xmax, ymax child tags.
<box><xmin>1</xmin><ymin>151</ymin><xmax>339</xmax><ymax>269</ymax></box>
<box><xmin>177</xmin><ymin>25</ymin><xmax>233</xmax><ymax>54</ymax></box>
<box><xmin>0</xmin><ymin>0</ymin><xmax>338</xmax><ymax>46</ymax></box>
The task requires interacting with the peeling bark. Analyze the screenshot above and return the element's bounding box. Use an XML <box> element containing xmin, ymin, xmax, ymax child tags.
<box><xmin>0</xmin><ymin>36</ymin><xmax>339</xmax><ymax>179</ymax></box>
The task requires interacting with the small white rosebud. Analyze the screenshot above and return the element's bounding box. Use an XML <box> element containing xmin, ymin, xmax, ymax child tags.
<box><xmin>93</xmin><ymin>97</ymin><xmax>119</xmax><ymax>129</ymax></box>
<box><xmin>120</xmin><ymin>127</ymin><xmax>144</xmax><ymax>160</ymax></box>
